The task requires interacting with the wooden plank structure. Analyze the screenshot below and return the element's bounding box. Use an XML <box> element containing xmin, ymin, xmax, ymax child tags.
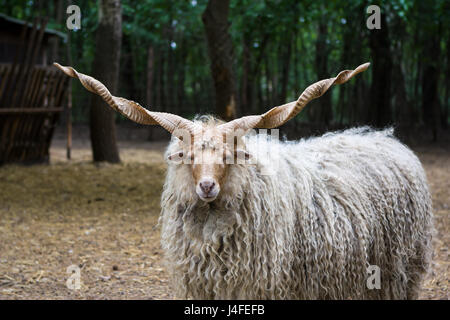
<box><xmin>0</xmin><ymin>16</ymin><xmax>69</xmax><ymax>165</ymax></box>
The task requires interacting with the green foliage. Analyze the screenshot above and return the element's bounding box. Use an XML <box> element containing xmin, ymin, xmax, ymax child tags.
<box><xmin>0</xmin><ymin>0</ymin><xmax>448</xmax><ymax>128</ymax></box>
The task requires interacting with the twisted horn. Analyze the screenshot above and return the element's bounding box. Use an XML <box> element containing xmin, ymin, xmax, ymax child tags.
<box><xmin>219</xmin><ymin>62</ymin><xmax>370</xmax><ymax>133</ymax></box>
<box><xmin>53</xmin><ymin>62</ymin><xmax>196</xmax><ymax>134</ymax></box>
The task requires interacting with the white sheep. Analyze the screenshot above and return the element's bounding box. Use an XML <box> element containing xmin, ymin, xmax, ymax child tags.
<box><xmin>55</xmin><ymin>62</ymin><xmax>433</xmax><ymax>299</ymax></box>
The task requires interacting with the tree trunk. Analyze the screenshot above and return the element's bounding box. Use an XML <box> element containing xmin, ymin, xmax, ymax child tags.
<box><xmin>167</xmin><ymin>35</ymin><xmax>176</xmax><ymax>113</ymax></box>
<box><xmin>414</xmin><ymin>59</ymin><xmax>422</xmax><ymax>125</ymax></box>
<box><xmin>312</xmin><ymin>20</ymin><xmax>332</xmax><ymax>127</ymax></box>
<box><xmin>421</xmin><ymin>33</ymin><xmax>441</xmax><ymax>141</ymax></box>
<box><xmin>176</xmin><ymin>40</ymin><xmax>187</xmax><ymax>116</ymax></box>
<box><xmin>129</xmin><ymin>37</ymin><xmax>143</xmax><ymax>102</ymax></box>
<box><xmin>419</xmin><ymin>0</ymin><xmax>441</xmax><ymax>141</ymax></box>
<box><xmin>50</xmin><ymin>0</ymin><xmax>63</xmax><ymax>64</ymax></box>
<box><xmin>241</xmin><ymin>35</ymin><xmax>250</xmax><ymax>115</ymax></box>
<box><xmin>89</xmin><ymin>0</ymin><xmax>122</xmax><ymax>163</ymax></box>
<box><xmin>265</xmin><ymin>56</ymin><xmax>272</xmax><ymax>107</ymax></box>
<box><xmin>293</xmin><ymin>31</ymin><xmax>299</xmax><ymax>98</ymax></box>
<box><xmin>146</xmin><ymin>46</ymin><xmax>154</xmax><ymax>108</ymax></box>
<box><xmin>65</xmin><ymin>0</ymin><xmax>73</xmax><ymax>160</ymax></box>
<box><xmin>202</xmin><ymin>0</ymin><xmax>237</xmax><ymax>121</ymax></box>
<box><xmin>444</xmin><ymin>35</ymin><xmax>450</xmax><ymax>129</ymax></box>
<box><xmin>146</xmin><ymin>45</ymin><xmax>155</xmax><ymax>141</ymax></box>
<box><xmin>156</xmin><ymin>50</ymin><xmax>164</xmax><ymax>109</ymax></box>
<box><xmin>369</xmin><ymin>12</ymin><xmax>392</xmax><ymax>128</ymax></box>
<box><xmin>394</xmin><ymin>64</ymin><xmax>410</xmax><ymax>129</ymax></box>
<box><xmin>257</xmin><ymin>71</ymin><xmax>264</xmax><ymax>113</ymax></box>
<box><xmin>271</xmin><ymin>55</ymin><xmax>278</xmax><ymax>106</ymax></box>
<box><xmin>279</xmin><ymin>33</ymin><xmax>292</xmax><ymax>103</ymax></box>
<box><xmin>337</xmin><ymin>28</ymin><xmax>351</xmax><ymax>125</ymax></box>
<box><xmin>391</xmin><ymin>17</ymin><xmax>411</xmax><ymax>136</ymax></box>
<box><xmin>252</xmin><ymin>34</ymin><xmax>269</xmax><ymax>113</ymax></box>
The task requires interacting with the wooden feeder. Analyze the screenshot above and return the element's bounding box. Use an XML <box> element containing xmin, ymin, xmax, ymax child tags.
<box><xmin>0</xmin><ymin>14</ymin><xmax>69</xmax><ymax>165</ymax></box>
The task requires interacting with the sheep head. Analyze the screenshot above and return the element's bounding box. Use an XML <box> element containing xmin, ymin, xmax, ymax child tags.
<box><xmin>54</xmin><ymin>62</ymin><xmax>369</xmax><ymax>203</ymax></box>
<box><xmin>165</xmin><ymin>118</ymin><xmax>251</xmax><ymax>202</ymax></box>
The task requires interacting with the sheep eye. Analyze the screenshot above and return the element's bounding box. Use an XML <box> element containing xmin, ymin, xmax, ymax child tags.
<box><xmin>168</xmin><ymin>152</ymin><xmax>183</xmax><ymax>161</ymax></box>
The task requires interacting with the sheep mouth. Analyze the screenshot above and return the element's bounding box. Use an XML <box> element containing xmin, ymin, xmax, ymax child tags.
<box><xmin>198</xmin><ymin>193</ymin><xmax>218</xmax><ymax>202</ymax></box>
<box><xmin>199</xmin><ymin>196</ymin><xmax>216</xmax><ymax>202</ymax></box>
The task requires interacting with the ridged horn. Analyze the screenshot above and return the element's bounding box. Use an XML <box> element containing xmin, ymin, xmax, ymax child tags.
<box><xmin>53</xmin><ymin>62</ymin><xmax>197</xmax><ymax>134</ymax></box>
<box><xmin>219</xmin><ymin>62</ymin><xmax>370</xmax><ymax>134</ymax></box>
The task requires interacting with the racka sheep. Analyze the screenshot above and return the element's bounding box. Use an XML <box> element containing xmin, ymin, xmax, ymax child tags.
<box><xmin>54</xmin><ymin>62</ymin><xmax>433</xmax><ymax>299</ymax></box>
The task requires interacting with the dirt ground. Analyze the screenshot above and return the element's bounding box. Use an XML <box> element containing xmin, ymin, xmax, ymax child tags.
<box><xmin>0</xmin><ymin>136</ymin><xmax>448</xmax><ymax>300</ymax></box>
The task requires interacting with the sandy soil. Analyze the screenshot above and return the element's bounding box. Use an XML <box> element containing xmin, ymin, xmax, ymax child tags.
<box><xmin>0</xmin><ymin>138</ymin><xmax>448</xmax><ymax>299</ymax></box>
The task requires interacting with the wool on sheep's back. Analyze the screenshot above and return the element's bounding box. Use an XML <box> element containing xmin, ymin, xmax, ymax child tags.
<box><xmin>160</xmin><ymin>126</ymin><xmax>433</xmax><ymax>300</ymax></box>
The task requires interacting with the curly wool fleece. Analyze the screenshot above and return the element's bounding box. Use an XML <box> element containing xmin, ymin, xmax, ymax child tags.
<box><xmin>159</xmin><ymin>126</ymin><xmax>433</xmax><ymax>299</ymax></box>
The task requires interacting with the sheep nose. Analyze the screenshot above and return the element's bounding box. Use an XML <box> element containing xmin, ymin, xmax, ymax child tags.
<box><xmin>199</xmin><ymin>180</ymin><xmax>215</xmax><ymax>194</ymax></box>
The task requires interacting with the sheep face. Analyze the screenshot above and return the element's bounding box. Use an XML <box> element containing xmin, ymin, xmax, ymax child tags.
<box><xmin>167</xmin><ymin>125</ymin><xmax>250</xmax><ymax>203</ymax></box>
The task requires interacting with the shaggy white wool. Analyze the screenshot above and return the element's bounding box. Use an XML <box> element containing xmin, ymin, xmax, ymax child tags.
<box><xmin>159</xmin><ymin>125</ymin><xmax>433</xmax><ymax>299</ymax></box>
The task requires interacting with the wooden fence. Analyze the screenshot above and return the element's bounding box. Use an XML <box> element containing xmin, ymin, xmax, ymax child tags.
<box><xmin>0</xmin><ymin>18</ymin><xmax>69</xmax><ymax>165</ymax></box>
<box><xmin>0</xmin><ymin>64</ymin><xmax>68</xmax><ymax>164</ymax></box>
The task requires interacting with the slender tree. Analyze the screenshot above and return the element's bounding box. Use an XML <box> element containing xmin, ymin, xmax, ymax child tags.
<box><xmin>313</xmin><ymin>19</ymin><xmax>332</xmax><ymax>127</ymax></box>
<box><xmin>369</xmin><ymin>10</ymin><xmax>393</xmax><ymax>128</ymax></box>
<box><xmin>419</xmin><ymin>1</ymin><xmax>442</xmax><ymax>141</ymax></box>
<box><xmin>202</xmin><ymin>0</ymin><xmax>237</xmax><ymax>121</ymax></box>
<box><xmin>146</xmin><ymin>45</ymin><xmax>154</xmax><ymax>108</ymax></box>
<box><xmin>444</xmin><ymin>35</ymin><xmax>450</xmax><ymax>129</ymax></box>
<box><xmin>89</xmin><ymin>0</ymin><xmax>122</xmax><ymax>162</ymax></box>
